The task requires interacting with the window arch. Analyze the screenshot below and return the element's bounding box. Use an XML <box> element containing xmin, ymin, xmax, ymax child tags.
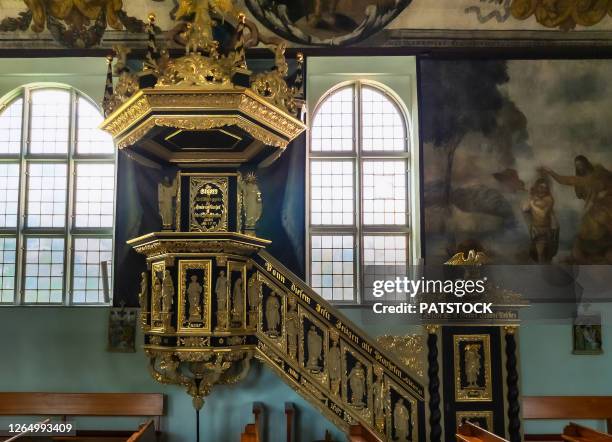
<box><xmin>308</xmin><ymin>81</ymin><xmax>412</xmax><ymax>303</ymax></box>
<box><xmin>0</xmin><ymin>84</ymin><xmax>115</xmax><ymax>305</ymax></box>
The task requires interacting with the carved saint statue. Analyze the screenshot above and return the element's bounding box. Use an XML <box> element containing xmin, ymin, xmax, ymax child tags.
<box><xmin>138</xmin><ymin>271</ymin><xmax>148</xmax><ymax>310</ymax></box>
<box><xmin>216</xmin><ymin>270</ymin><xmax>228</xmax><ymax>311</ymax></box>
<box><xmin>306</xmin><ymin>326</ymin><xmax>323</xmax><ymax>372</ymax></box>
<box><xmin>187</xmin><ymin>275</ymin><xmax>203</xmax><ymax>321</ymax></box>
<box><xmin>265</xmin><ymin>293</ymin><xmax>281</xmax><ymax>336</ymax></box>
<box><xmin>393</xmin><ymin>399</ymin><xmax>410</xmax><ymax>441</ymax></box>
<box><xmin>372</xmin><ymin>367</ymin><xmax>386</xmax><ymax>431</ymax></box>
<box><xmin>215</xmin><ymin>270</ymin><xmax>228</xmax><ymax>329</ymax></box>
<box><xmin>232</xmin><ymin>277</ymin><xmax>244</xmax><ymax>324</ymax></box>
<box><xmin>161</xmin><ymin>270</ymin><xmax>174</xmax><ymax>313</ymax></box>
<box><xmin>464</xmin><ymin>343</ymin><xmax>482</xmax><ymax>388</ymax></box>
<box><xmin>327</xmin><ymin>335</ymin><xmax>342</xmax><ymax>396</ymax></box>
<box><xmin>240</xmin><ymin>173</ymin><xmax>263</xmax><ymax>233</ymax></box>
<box><xmin>348</xmin><ymin>361</ymin><xmax>366</xmax><ymax>407</ymax></box>
<box><xmin>158</xmin><ymin>174</ymin><xmax>179</xmax><ymax>230</ymax></box>
<box><xmin>285</xmin><ymin>298</ymin><xmax>299</xmax><ymax>359</ymax></box>
<box><xmin>247</xmin><ymin>273</ymin><xmax>260</xmax><ymax>327</ymax></box>
<box><xmin>248</xmin><ymin>274</ymin><xmax>260</xmax><ymax>309</ymax></box>
<box><xmin>151</xmin><ymin>273</ymin><xmax>162</xmax><ymax>318</ymax></box>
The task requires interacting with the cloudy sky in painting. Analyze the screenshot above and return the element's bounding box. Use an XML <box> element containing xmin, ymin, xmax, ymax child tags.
<box><xmin>505</xmin><ymin>60</ymin><xmax>612</xmax><ymax>177</ymax></box>
<box><xmin>504</xmin><ymin>59</ymin><xmax>612</xmax><ymax>218</ymax></box>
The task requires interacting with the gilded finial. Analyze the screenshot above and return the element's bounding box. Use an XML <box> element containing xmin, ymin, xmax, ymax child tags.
<box><xmin>106</xmin><ymin>54</ymin><xmax>114</xmax><ymax>64</ymax></box>
<box><xmin>148</xmin><ymin>12</ymin><xmax>156</xmax><ymax>24</ymax></box>
<box><xmin>296</xmin><ymin>52</ymin><xmax>304</xmax><ymax>63</ymax></box>
<box><xmin>237</xmin><ymin>12</ymin><xmax>246</xmax><ymax>24</ymax></box>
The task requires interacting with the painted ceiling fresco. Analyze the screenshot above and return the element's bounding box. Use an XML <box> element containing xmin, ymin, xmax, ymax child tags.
<box><xmin>1</xmin><ymin>0</ymin><xmax>612</xmax><ymax>49</ymax></box>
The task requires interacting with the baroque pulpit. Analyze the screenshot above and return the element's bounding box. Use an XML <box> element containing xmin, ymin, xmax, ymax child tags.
<box><xmin>100</xmin><ymin>6</ymin><xmax>427</xmax><ymax>442</ymax></box>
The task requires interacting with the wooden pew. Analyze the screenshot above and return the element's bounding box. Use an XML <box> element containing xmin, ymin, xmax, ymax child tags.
<box><xmin>561</xmin><ymin>422</ymin><xmax>612</xmax><ymax>442</ymax></box>
<box><xmin>126</xmin><ymin>420</ymin><xmax>156</xmax><ymax>442</ymax></box>
<box><xmin>456</xmin><ymin>421</ymin><xmax>509</xmax><ymax>442</ymax></box>
<box><xmin>240</xmin><ymin>402</ymin><xmax>264</xmax><ymax>442</ymax></box>
<box><xmin>285</xmin><ymin>402</ymin><xmax>295</xmax><ymax>442</ymax></box>
<box><xmin>348</xmin><ymin>424</ymin><xmax>383</xmax><ymax>442</ymax></box>
<box><xmin>0</xmin><ymin>392</ymin><xmax>164</xmax><ymax>441</ymax></box>
<box><xmin>523</xmin><ymin>396</ymin><xmax>612</xmax><ymax>440</ymax></box>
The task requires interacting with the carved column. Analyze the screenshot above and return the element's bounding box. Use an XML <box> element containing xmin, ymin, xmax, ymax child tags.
<box><xmin>504</xmin><ymin>326</ymin><xmax>521</xmax><ymax>442</ymax></box>
<box><xmin>427</xmin><ymin>325</ymin><xmax>442</xmax><ymax>442</ymax></box>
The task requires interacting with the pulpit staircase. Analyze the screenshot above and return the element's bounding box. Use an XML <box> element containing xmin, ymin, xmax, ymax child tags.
<box><xmin>249</xmin><ymin>251</ymin><xmax>425</xmax><ymax>441</ymax></box>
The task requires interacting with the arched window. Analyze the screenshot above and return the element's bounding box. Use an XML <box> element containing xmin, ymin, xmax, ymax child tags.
<box><xmin>0</xmin><ymin>85</ymin><xmax>115</xmax><ymax>305</ymax></box>
<box><xmin>308</xmin><ymin>81</ymin><xmax>412</xmax><ymax>303</ymax></box>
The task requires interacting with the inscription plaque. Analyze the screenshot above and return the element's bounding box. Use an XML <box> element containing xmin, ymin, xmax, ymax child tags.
<box><xmin>189</xmin><ymin>177</ymin><xmax>228</xmax><ymax>232</ymax></box>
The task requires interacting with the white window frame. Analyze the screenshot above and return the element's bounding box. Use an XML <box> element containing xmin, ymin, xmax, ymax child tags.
<box><xmin>0</xmin><ymin>83</ymin><xmax>116</xmax><ymax>306</ymax></box>
<box><xmin>306</xmin><ymin>79</ymin><xmax>419</xmax><ymax>304</ymax></box>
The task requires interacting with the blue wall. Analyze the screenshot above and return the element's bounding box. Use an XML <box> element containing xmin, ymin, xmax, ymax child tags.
<box><xmin>519</xmin><ymin>303</ymin><xmax>612</xmax><ymax>434</ymax></box>
<box><xmin>0</xmin><ymin>307</ymin><xmax>345</xmax><ymax>441</ymax></box>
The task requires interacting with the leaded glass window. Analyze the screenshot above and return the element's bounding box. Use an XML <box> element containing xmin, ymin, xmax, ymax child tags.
<box><xmin>0</xmin><ymin>85</ymin><xmax>115</xmax><ymax>305</ymax></box>
<box><xmin>308</xmin><ymin>82</ymin><xmax>412</xmax><ymax>303</ymax></box>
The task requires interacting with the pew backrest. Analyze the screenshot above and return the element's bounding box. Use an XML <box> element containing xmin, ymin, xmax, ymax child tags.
<box><xmin>562</xmin><ymin>422</ymin><xmax>612</xmax><ymax>442</ymax></box>
<box><xmin>126</xmin><ymin>420</ymin><xmax>156</xmax><ymax>442</ymax></box>
<box><xmin>456</xmin><ymin>421</ymin><xmax>509</xmax><ymax>442</ymax></box>
<box><xmin>0</xmin><ymin>393</ymin><xmax>164</xmax><ymax>430</ymax></box>
<box><xmin>523</xmin><ymin>396</ymin><xmax>612</xmax><ymax>434</ymax></box>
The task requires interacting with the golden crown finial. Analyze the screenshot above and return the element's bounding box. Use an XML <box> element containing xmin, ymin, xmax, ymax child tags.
<box><xmin>296</xmin><ymin>52</ymin><xmax>304</xmax><ymax>63</ymax></box>
<box><xmin>238</xmin><ymin>12</ymin><xmax>246</xmax><ymax>24</ymax></box>
<box><xmin>148</xmin><ymin>12</ymin><xmax>156</xmax><ymax>24</ymax></box>
<box><xmin>106</xmin><ymin>54</ymin><xmax>114</xmax><ymax>64</ymax></box>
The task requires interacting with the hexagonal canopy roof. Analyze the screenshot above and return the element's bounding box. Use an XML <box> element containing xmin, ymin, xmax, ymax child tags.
<box><xmin>101</xmin><ymin>87</ymin><xmax>306</xmax><ymax>166</ymax></box>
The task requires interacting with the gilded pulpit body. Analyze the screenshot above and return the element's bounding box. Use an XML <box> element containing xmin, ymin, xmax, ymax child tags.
<box><xmin>101</xmin><ymin>11</ymin><xmax>428</xmax><ymax>442</ymax></box>
<box><xmin>100</xmin><ymin>11</ymin><xmax>305</xmax><ymax>410</ymax></box>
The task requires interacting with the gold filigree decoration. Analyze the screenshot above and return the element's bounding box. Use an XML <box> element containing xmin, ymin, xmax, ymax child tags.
<box><xmin>250</xmin><ymin>42</ymin><xmax>300</xmax><ymax>115</ymax></box>
<box><xmin>106</xmin><ymin>73</ymin><xmax>140</xmax><ymax>117</ymax></box>
<box><xmin>102</xmin><ymin>90</ymin><xmax>305</xmax><ymax>149</ymax></box>
<box><xmin>131</xmin><ymin>239</ymin><xmax>265</xmax><ymax>260</ymax></box>
<box><xmin>156</xmin><ymin>53</ymin><xmax>232</xmax><ymax>89</ymax></box>
<box><xmin>115</xmin><ymin>115</ymin><xmax>288</xmax><ymax>150</ymax></box>
<box><xmin>146</xmin><ymin>349</ymin><xmax>252</xmax><ymax>409</ymax></box>
<box><xmin>511</xmin><ymin>0</ymin><xmax>612</xmax><ymax>30</ymax></box>
<box><xmin>376</xmin><ymin>335</ymin><xmax>425</xmax><ymax>380</ymax></box>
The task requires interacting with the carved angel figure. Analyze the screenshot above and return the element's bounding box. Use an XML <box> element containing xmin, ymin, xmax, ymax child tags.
<box><xmin>348</xmin><ymin>361</ymin><xmax>366</xmax><ymax>407</ymax></box>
